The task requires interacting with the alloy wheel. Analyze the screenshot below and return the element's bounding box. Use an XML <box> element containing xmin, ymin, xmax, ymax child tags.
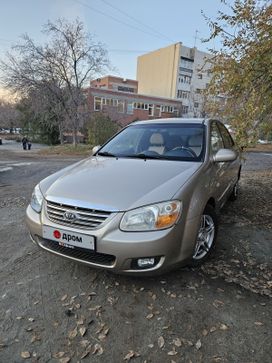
<box><xmin>193</xmin><ymin>214</ymin><xmax>215</xmax><ymax>260</ymax></box>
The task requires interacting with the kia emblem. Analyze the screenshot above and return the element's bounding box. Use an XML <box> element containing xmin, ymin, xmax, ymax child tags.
<box><xmin>63</xmin><ymin>211</ymin><xmax>78</xmax><ymax>221</ymax></box>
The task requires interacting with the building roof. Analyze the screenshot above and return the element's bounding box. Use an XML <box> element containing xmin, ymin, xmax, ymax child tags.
<box><xmin>88</xmin><ymin>87</ymin><xmax>182</xmax><ymax>104</ymax></box>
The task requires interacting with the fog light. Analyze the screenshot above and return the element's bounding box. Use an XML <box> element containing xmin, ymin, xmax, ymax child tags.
<box><xmin>137</xmin><ymin>258</ymin><xmax>155</xmax><ymax>268</ymax></box>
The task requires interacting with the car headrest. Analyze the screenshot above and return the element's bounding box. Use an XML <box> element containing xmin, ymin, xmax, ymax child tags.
<box><xmin>150</xmin><ymin>133</ymin><xmax>164</xmax><ymax>145</ymax></box>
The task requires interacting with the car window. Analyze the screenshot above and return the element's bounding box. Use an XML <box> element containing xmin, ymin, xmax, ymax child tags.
<box><xmin>210</xmin><ymin>122</ymin><xmax>224</xmax><ymax>154</ymax></box>
<box><xmin>217</xmin><ymin>122</ymin><xmax>234</xmax><ymax>149</ymax></box>
<box><xmin>98</xmin><ymin>123</ymin><xmax>205</xmax><ymax>162</ymax></box>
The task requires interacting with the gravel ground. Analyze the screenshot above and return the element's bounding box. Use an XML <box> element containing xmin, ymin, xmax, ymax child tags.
<box><xmin>0</xmin><ymin>149</ymin><xmax>271</xmax><ymax>363</ymax></box>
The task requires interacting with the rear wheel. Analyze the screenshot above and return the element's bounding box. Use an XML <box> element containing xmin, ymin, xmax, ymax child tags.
<box><xmin>191</xmin><ymin>205</ymin><xmax>218</xmax><ymax>264</ymax></box>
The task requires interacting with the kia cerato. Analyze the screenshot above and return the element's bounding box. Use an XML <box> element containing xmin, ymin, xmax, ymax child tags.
<box><xmin>26</xmin><ymin>118</ymin><xmax>241</xmax><ymax>274</ymax></box>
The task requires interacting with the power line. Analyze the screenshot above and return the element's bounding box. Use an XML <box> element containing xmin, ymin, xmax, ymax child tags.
<box><xmin>72</xmin><ymin>0</ymin><xmax>172</xmax><ymax>42</ymax></box>
<box><xmin>99</xmin><ymin>0</ymin><xmax>174</xmax><ymax>43</ymax></box>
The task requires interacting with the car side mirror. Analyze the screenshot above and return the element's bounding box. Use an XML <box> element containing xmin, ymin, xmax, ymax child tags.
<box><xmin>92</xmin><ymin>145</ymin><xmax>101</xmax><ymax>155</ymax></box>
<box><xmin>214</xmin><ymin>148</ymin><xmax>237</xmax><ymax>162</ymax></box>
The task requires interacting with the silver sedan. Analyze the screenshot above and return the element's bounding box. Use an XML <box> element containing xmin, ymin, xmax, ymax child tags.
<box><xmin>26</xmin><ymin>118</ymin><xmax>241</xmax><ymax>274</ymax></box>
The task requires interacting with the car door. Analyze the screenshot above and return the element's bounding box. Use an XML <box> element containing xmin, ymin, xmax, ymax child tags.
<box><xmin>209</xmin><ymin>121</ymin><xmax>230</xmax><ymax>207</ymax></box>
<box><xmin>217</xmin><ymin>122</ymin><xmax>240</xmax><ymax>191</ymax></box>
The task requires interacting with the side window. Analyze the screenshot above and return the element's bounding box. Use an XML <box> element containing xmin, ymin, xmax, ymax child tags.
<box><xmin>210</xmin><ymin>123</ymin><xmax>224</xmax><ymax>153</ymax></box>
<box><xmin>217</xmin><ymin>123</ymin><xmax>234</xmax><ymax>148</ymax></box>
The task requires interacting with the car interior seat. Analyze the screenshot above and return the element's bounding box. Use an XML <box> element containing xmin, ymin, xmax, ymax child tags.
<box><xmin>148</xmin><ymin>133</ymin><xmax>165</xmax><ymax>154</ymax></box>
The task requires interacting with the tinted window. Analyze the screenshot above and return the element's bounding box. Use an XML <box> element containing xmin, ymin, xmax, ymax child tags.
<box><xmin>98</xmin><ymin>123</ymin><xmax>205</xmax><ymax>162</ymax></box>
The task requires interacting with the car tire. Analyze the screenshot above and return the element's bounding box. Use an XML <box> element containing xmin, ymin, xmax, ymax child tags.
<box><xmin>190</xmin><ymin>205</ymin><xmax>218</xmax><ymax>266</ymax></box>
<box><xmin>229</xmin><ymin>181</ymin><xmax>239</xmax><ymax>201</ymax></box>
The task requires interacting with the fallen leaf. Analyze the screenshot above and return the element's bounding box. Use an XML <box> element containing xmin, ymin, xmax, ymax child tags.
<box><xmin>92</xmin><ymin>344</ymin><xmax>103</xmax><ymax>356</ymax></box>
<box><xmin>53</xmin><ymin>352</ymin><xmax>65</xmax><ymax>358</ymax></box>
<box><xmin>124</xmin><ymin>350</ymin><xmax>140</xmax><ymax>361</ymax></box>
<box><xmin>158</xmin><ymin>336</ymin><xmax>165</xmax><ymax>348</ymax></box>
<box><xmin>31</xmin><ymin>334</ymin><xmax>41</xmax><ymax>343</ymax></box>
<box><xmin>195</xmin><ymin>339</ymin><xmax>202</xmax><ymax>350</ymax></box>
<box><xmin>79</xmin><ymin>327</ymin><xmax>87</xmax><ymax>337</ymax></box>
<box><xmin>173</xmin><ymin>338</ymin><xmax>182</xmax><ymax>347</ymax></box>
<box><xmin>21</xmin><ymin>351</ymin><xmax>31</xmax><ymax>359</ymax></box>
<box><xmin>148</xmin><ymin>344</ymin><xmax>154</xmax><ymax>348</ymax></box>
<box><xmin>68</xmin><ymin>327</ymin><xmax>77</xmax><ymax>339</ymax></box>
<box><xmin>146</xmin><ymin>313</ymin><xmax>154</xmax><ymax>320</ymax></box>
<box><xmin>210</xmin><ymin>326</ymin><xmax>217</xmax><ymax>333</ymax></box>
<box><xmin>254</xmin><ymin>321</ymin><xmax>264</xmax><ymax>326</ymax></box>
<box><xmin>59</xmin><ymin>358</ymin><xmax>70</xmax><ymax>363</ymax></box>
<box><xmin>219</xmin><ymin>324</ymin><xmax>229</xmax><ymax>331</ymax></box>
<box><xmin>104</xmin><ymin>327</ymin><xmax>110</xmax><ymax>335</ymax></box>
<box><xmin>202</xmin><ymin>329</ymin><xmax>208</xmax><ymax>336</ymax></box>
<box><xmin>168</xmin><ymin>350</ymin><xmax>178</xmax><ymax>356</ymax></box>
<box><xmin>28</xmin><ymin>317</ymin><xmax>35</xmax><ymax>322</ymax></box>
<box><xmin>61</xmin><ymin>294</ymin><xmax>68</xmax><ymax>301</ymax></box>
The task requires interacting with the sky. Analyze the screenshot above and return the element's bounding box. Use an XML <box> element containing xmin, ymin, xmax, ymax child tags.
<box><xmin>0</xmin><ymin>0</ymin><xmax>229</xmax><ymax>81</ymax></box>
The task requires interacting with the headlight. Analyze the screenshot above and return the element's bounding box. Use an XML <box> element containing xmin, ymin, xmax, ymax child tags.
<box><xmin>120</xmin><ymin>200</ymin><xmax>181</xmax><ymax>231</ymax></box>
<box><xmin>30</xmin><ymin>184</ymin><xmax>43</xmax><ymax>213</ymax></box>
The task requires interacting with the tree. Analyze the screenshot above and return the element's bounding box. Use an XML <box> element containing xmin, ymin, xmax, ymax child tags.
<box><xmin>0</xmin><ymin>98</ymin><xmax>20</xmax><ymax>130</ymax></box>
<box><xmin>87</xmin><ymin>112</ymin><xmax>120</xmax><ymax>146</ymax></box>
<box><xmin>203</xmin><ymin>0</ymin><xmax>272</xmax><ymax>145</ymax></box>
<box><xmin>0</xmin><ymin>18</ymin><xmax>110</xmax><ymax>145</ymax></box>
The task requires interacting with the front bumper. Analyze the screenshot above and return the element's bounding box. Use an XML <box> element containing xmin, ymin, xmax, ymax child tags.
<box><xmin>26</xmin><ymin>204</ymin><xmax>200</xmax><ymax>275</ymax></box>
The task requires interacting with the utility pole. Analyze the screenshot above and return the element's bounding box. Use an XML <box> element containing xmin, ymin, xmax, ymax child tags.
<box><xmin>194</xmin><ymin>30</ymin><xmax>199</xmax><ymax>48</ymax></box>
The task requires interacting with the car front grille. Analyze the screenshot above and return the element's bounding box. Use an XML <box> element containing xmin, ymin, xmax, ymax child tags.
<box><xmin>38</xmin><ymin>237</ymin><xmax>116</xmax><ymax>266</ymax></box>
<box><xmin>46</xmin><ymin>200</ymin><xmax>112</xmax><ymax>230</ymax></box>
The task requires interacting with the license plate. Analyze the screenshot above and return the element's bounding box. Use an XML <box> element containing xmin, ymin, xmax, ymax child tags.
<box><xmin>42</xmin><ymin>226</ymin><xmax>95</xmax><ymax>250</ymax></box>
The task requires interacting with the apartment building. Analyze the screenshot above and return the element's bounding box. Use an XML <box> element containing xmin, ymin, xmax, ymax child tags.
<box><xmin>90</xmin><ymin>75</ymin><xmax>138</xmax><ymax>94</ymax></box>
<box><xmin>137</xmin><ymin>43</ymin><xmax>213</xmax><ymax>118</ymax></box>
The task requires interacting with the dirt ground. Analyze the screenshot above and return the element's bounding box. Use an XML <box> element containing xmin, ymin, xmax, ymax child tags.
<box><xmin>0</xmin><ymin>147</ymin><xmax>271</xmax><ymax>363</ymax></box>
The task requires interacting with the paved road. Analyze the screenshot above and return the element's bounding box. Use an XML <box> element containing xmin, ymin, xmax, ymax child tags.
<box><xmin>0</xmin><ymin>149</ymin><xmax>271</xmax><ymax>363</ymax></box>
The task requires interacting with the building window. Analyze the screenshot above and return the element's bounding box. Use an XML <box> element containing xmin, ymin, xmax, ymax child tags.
<box><xmin>148</xmin><ymin>104</ymin><xmax>154</xmax><ymax>116</ymax></box>
<box><xmin>196</xmin><ymin>88</ymin><xmax>202</xmax><ymax>94</ymax></box>
<box><xmin>113</xmin><ymin>99</ymin><xmax>118</xmax><ymax>106</ymax></box>
<box><xmin>198</xmin><ymin>74</ymin><xmax>203</xmax><ymax>79</ymax></box>
<box><xmin>179</xmin><ymin>75</ymin><xmax>192</xmax><ymax>84</ymax></box>
<box><xmin>194</xmin><ymin>102</ymin><xmax>199</xmax><ymax>108</ymax></box>
<box><xmin>181</xmin><ymin>105</ymin><xmax>189</xmax><ymax>114</ymax></box>
<box><xmin>94</xmin><ymin>97</ymin><xmax>102</xmax><ymax>111</ymax></box>
<box><xmin>117</xmin><ymin>86</ymin><xmax>135</xmax><ymax>93</ymax></box>
<box><xmin>177</xmin><ymin>90</ymin><xmax>190</xmax><ymax>99</ymax></box>
<box><xmin>117</xmin><ymin>100</ymin><xmax>125</xmax><ymax>113</ymax></box>
<box><xmin>127</xmin><ymin>102</ymin><xmax>133</xmax><ymax>114</ymax></box>
<box><xmin>180</xmin><ymin>57</ymin><xmax>194</xmax><ymax>70</ymax></box>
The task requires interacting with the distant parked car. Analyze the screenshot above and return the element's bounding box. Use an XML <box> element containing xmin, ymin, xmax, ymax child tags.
<box><xmin>26</xmin><ymin>118</ymin><xmax>241</xmax><ymax>275</ymax></box>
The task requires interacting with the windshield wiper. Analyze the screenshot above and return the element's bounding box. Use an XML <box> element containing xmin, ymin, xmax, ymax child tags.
<box><xmin>131</xmin><ymin>153</ymin><xmax>165</xmax><ymax>160</ymax></box>
<box><xmin>97</xmin><ymin>151</ymin><xmax>116</xmax><ymax>157</ymax></box>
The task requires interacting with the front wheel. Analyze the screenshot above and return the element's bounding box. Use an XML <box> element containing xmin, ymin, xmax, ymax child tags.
<box><xmin>191</xmin><ymin>205</ymin><xmax>218</xmax><ymax>265</ymax></box>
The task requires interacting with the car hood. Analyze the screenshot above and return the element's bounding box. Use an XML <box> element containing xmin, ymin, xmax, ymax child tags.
<box><xmin>40</xmin><ymin>157</ymin><xmax>201</xmax><ymax>211</ymax></box>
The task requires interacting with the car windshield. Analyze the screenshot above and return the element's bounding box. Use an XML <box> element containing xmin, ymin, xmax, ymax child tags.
<box><xmin>97</xmin><ymin>123</ymin><xmax>205</xmax><ymax>161</ymax></box>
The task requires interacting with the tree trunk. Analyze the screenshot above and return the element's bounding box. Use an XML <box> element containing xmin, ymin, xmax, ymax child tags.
<box><xmin>59</xmin><ymin>124</ymin><xmax>64</xmax><ymax>144</ymax></box>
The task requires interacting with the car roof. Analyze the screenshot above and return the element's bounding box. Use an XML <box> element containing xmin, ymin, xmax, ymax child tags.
<box><xmin>132</xmin><ymin>118</ymin><xmax>211</xmax><ymax>126</ymax></box>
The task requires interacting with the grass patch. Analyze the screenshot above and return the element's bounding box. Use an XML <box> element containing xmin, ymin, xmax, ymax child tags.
<box><xmin>39</xmin><ymin>144</ymin><xmax>93</xmax><ymax>156</ymax></box>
